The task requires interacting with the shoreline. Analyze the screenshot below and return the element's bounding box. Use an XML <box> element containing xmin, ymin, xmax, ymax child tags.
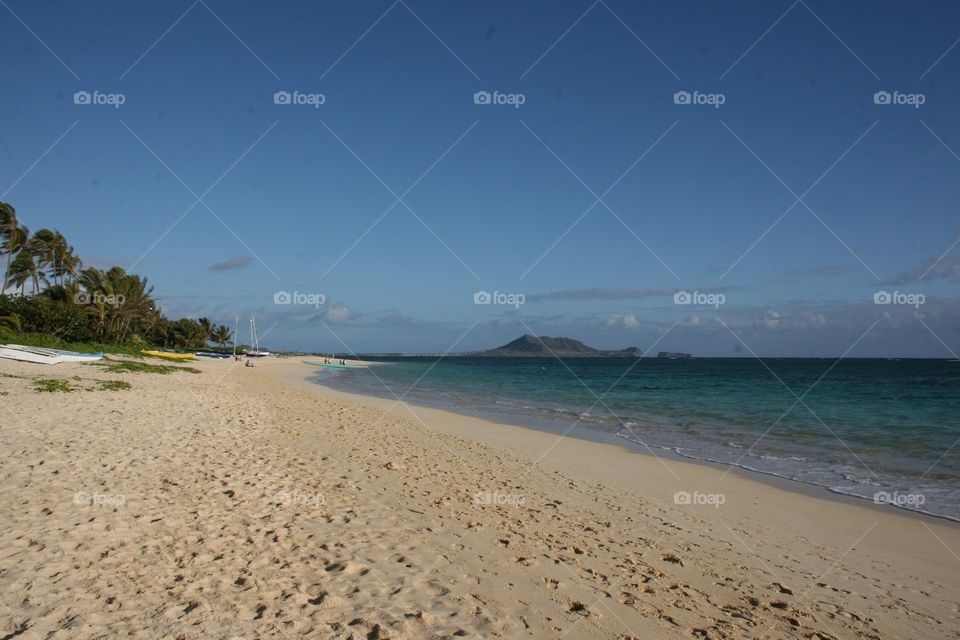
<box><xmin>305</xmin><ymin>364</ymin><xmax>960</xmax><ymax>527</ymax></box>
<box><xmin>2</xmin><ymin>355</ymin><xmax>959</xmax><ymax>638</ymax></box>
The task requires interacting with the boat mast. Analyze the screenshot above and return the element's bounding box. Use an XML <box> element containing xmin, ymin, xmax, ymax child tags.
<box><xmin>250</xmin><ymin>316</ymin><xmax>260</xmax><ymax>353</ymax></box>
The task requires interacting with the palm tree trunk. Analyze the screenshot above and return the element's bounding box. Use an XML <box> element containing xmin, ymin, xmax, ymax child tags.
<box><xmin>1</xmin><ymin>252</ymin><xmax>10</xmax><ymax>293</ymax></box>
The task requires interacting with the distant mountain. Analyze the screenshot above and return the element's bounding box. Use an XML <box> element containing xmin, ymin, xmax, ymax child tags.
<box><xmin>479</xmin><ymin>335</ymin><xmax>642</xmax><ymax>357</ymax></box>
<box><xmin>657</xmin><ymin>351</ymin><xmax>692</xmax><ymax>359</ymax></box>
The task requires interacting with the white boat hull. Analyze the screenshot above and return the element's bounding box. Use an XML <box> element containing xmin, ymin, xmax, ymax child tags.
<box><xmin>57</xmin><ymin>353</ymin><xmax>104</xmax><ymax>362</ymax></box>
<box><xmin>0</xmin><ymin>346</ymin><xmax>63</xmax><ymax>365</ymax></box>
<box><xmin>3</xmin><ymin>344</ymin><xmax>102</xmax><ymax>363</ymax></box>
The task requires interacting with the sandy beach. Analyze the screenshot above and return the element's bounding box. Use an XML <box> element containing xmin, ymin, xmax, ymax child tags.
<box><xmin>1</xmin><ymin>356</ymin><xmax>958</xmax><ymax>639</ymax></box>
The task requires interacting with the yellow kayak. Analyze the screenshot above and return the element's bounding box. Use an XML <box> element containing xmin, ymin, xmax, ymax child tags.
<box><xmin>142</xmin><ymin>350</ymin><xmax>196</xmax><ymax>360</ymax></box>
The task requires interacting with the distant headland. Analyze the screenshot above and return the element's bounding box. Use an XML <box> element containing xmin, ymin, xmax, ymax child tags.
<box><xmin>470</xmin><ymin>335</ymin><xmax>643</xmax><ymax>357</ymax></box>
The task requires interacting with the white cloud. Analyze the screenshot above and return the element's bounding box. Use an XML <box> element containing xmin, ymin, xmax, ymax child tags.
<box><xmin>322</xmin><ymin>305</ymin><xmax>358</xmax><ymax>325</ymax></box>
<box><xmin>763</xmin><ymin>310</ymin><xmax>782</xmax><ymax>329</ymax></box>
<box><xmin>606</xmin><ymin>313</ymin><xmax>641</xmax><ymax>329</ymax></box>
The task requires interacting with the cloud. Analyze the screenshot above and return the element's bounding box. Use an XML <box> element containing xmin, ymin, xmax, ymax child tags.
<box><xmin>882</xmin><ymin>256</ymin><xmax>960</xmax><ymax>285</ymax></box>
<box><xmin>762</xmin><ymin>310</ymin><xmax>782</xmax><ymax>329</ymax></box>
<box><xmin>679</xmin><ymin>314</ymin><xmax>713</xmax><ymax>328</ymax></box>
<box><xmin>320</xmin><ymin>304</ymin><xmax>360</xmax><ymax>325</ymax></box>
<box><xmin>528</xmin><ymin>286</ymin><xmax>745</xmax><ymax>303</ymax></box>
<box><xmin>605</xmin><ymin>313</ymin><xmax>642</xmax><ymax>329</ymax></box>
<box><xmin>779</xmin><ymin>264</ymin><xmax>856</xmax><ymax>279</ymax></box>
<box><xmin>811</xmin><ymin>264</ymin><xmax>855</xmax><ymax>276</ymax></box>
<box><xmin>366</xmin><ymin>312</ymin><xmax>420</xmax><ymax>327</ymax></box>
<box><xmin>529</xmin><ymin>288</ymin><xmax>677</xmax><ymax>302</ymax></box>
<box><xmin>209</xmin><ymin>255</ymin><xmax>253</xmax><ymax>272</ymax></box>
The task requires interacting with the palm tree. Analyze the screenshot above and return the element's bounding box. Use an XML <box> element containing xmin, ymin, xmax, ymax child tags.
<box><xmin>2</xmin><ymin>227</ymin><xmax>81</xmax><ymax>294</ymax></box>
<box><xmin>211</xmin><ymin>324</ymin><xmax>232</xmax><ymax>347</ymax></box>
<box><xmin>109</xmin><ymin>269</ymin><xmax>157</xmax><ymax>342</ymax></box>
<box><xmin>0</xmin><ymin>312</ymin><xmax>21</xmax><ymax>334</ymax></box>
<box><xmin>1</xmin><ymin>218</ymin><xmax>29</xmax><ymax>293</ymax></box>
<box><xmin>76</xmin><ymin>266</ymin><xmax>158</xmax><ymax>342</ymax></box>
<box><xmin>171</xmin><ymin>318</ymin><xmax>208</xmax><ymax>349</ymax></box>
<box><xmin>197</xmin><ymin>316</ymin><xmax>214</xmax><ymax>341</ymax></box>
<box><xmin>7</xmin><ymin>245</ymin><xmax>46</xmax><ymax>294</ymax></box>
<box><xmin>0</xmin><ymin>202</ymin><xmax>15</xmax><ymax>291</ymax></box>
<box><xmin>61</xmin><ymin>250</ymin><xmax>83</xmax><ymax>284</ymax></box>
<box><xmin>42</xmin><ymin>230</ymin><xmax>80</xmax><ymax>285</ymax></box>
<box><xmin>29</xmin><ymin>229</ymin><xmax>56</xmax><ymax>290</ymax></box>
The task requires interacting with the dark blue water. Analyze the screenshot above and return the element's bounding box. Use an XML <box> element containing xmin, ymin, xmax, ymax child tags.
<box><xmin>311</xmin><ymin>357</ymin><xmax>960</xmax><ymax>521</ymax></box>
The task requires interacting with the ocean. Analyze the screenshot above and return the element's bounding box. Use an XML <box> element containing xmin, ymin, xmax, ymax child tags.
<box><xmin>309</xmin><ymin>356</ymin><xmax>960</xmax><ymax>521</ymax></box>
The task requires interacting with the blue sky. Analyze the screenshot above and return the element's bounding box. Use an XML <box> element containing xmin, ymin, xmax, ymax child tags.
<box><xmin>2</xmin><ymin>0</ymin><xmax>959</xmax><ymax>356</ymax></box>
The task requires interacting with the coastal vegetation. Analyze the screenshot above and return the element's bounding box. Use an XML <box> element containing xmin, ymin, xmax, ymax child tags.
<box><xmin>97</xmin><ymin>379</ymin><xmax>132</xmax><ymax>391</ymax></box>
<box><xmin>33</xmin><ymin>377</ymin><xmax>73</xmax><ymax>392</ymax></box>
<box><xmin>0</xmin><ymin>201</ymin><xmax>234</xmax><ymax>353</ymax></box>
<box><xmin>31</xmin><ymin>374</ymin><xmax>137</xmax><ymax>392</ymax></box>
<box><xmin>93</xmin><ymin>359</ymin><xmax>200</xmax><ymax>375</ymax></box>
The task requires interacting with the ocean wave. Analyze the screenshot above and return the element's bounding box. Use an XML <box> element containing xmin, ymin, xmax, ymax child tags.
<box><xmin>615</xmin><ymin>432</ymin><xmax>960</xmax><ymax>523</ymax></box>
<box><xmin>842</xmin><ymin>473</ymin><xmax>882</xmax><ymax>486</ymax></box>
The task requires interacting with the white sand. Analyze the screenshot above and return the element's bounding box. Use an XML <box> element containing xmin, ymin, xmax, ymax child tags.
<box><xmin>1</xmin><ymin>355</ymin><xmax>958</xmax><ymax>639</ymax></box>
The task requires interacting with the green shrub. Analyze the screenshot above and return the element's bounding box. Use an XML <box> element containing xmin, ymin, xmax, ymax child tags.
<box><xmin>0</xmin><ymin>295</ymin><xmax>93</xmax><ymax>342</ymax></box>
<box><xmin>33</xmin><ymin>378</ymin><xmax>73</xmax><ymax>393</ymax></box>
<box><xmin>92</xmin><ymin>359</ymin><xmax>199</xmax><ymax>375</ymax></box>
<box><xmin>97</xmin><ymin>380</ymin><xmax>132</xmax><ymax>391</ymax></box>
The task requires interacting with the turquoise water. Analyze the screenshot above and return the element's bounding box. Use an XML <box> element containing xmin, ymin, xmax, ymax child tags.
<box><xmin>311</xmin><ymin>357</ymin><xmax>960</xmax><ymax>521</ymax></box>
